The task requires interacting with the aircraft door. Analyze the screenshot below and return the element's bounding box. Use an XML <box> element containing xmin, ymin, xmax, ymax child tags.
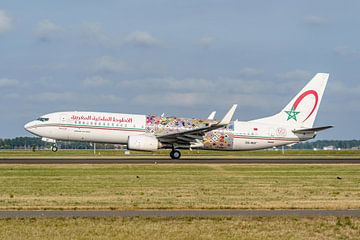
<box><xmin>269</xmin><ymin>128</ymin><xmax>275</xmax><ymax>137</ymax></box>
<box><xmin>267</xmin><ymin>128</ymin><xmax>276</xmax><ymax>144</ymax></box>
<box><xmin>60</xmin><ymin>114</ymin><xmax>68</xmax><ymax>123</ymax></box>
<box><xmin>58</xmin><ymin>113</ymin><xmax>70</xmax><ymax>140</ymax></box>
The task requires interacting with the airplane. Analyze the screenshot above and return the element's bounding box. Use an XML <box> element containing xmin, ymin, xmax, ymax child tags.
<box><xmin>24</xmin><ymin>73</ymin><xmax>333</xmax><ymax>159</ymax></box>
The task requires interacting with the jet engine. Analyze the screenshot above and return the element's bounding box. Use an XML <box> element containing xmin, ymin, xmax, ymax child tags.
<box><xmin>127</xmin><ymin>135</ymin><xmax>161</xmax><ymax>151</ymax></box>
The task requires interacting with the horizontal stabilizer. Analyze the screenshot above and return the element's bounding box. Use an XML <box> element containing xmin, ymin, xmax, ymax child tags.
<box><xmin>292</xmin><ymin>125</ymin><xmax>334</xmax><ymax>134</ymax></box>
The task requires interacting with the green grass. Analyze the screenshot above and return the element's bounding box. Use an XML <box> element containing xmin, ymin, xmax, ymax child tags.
<box><xmin>1</xmin><ymin>217</ymin><xmax>360</xmax><ymax>240</ymax></box>
<box><xmin>1</xmin><ymin>164</ymin><xmax>360</xmax><ymax>210</ymax></box>
<box><xmin>0</xmin><ymin>149</ymin><xmax>359</xmax><ymax>158</ymax></box>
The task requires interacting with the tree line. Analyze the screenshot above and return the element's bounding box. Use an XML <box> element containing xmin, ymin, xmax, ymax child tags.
<box><xmin>0</xmin><ymin>137</ymin><xmax>114</xmax><ymax>150</ymax></box>
<box><xmin>291</xmin><ymin>140</ymin><xmax>360</xmax><ymax>150</ymax></box>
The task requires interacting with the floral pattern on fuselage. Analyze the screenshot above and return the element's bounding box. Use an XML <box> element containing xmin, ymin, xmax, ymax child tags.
<box><xmin>203</xmin><ymin>131</ymin><xmax>234</xmax><ymax>149</ymax></box>
<box><xmin>145</xmin><ymin>115</ymin><xmax>214</xmax><ymax>136</ymax></box>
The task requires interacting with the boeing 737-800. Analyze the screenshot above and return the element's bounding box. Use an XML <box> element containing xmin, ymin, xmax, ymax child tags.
<box><xmin>24</xmin><ymin>73</ymin><xmax>333</xmax><ymax>159</ymax></box>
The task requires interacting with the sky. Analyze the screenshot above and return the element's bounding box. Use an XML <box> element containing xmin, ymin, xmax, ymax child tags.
<box><xmin>0</xmin><ymin>0</ymin><xmax>359</xmax><ymax>139</ymax></box>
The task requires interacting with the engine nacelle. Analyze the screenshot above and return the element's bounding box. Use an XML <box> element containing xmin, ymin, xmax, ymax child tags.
<box><xmin>127</xmin><ymin>135</ymin><xmax>161</xmax><ymax>151</ymax></box>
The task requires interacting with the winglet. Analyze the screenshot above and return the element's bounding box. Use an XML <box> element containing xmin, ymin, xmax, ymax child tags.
<box><xmin>218</xmin><ymin>104</ymin><xmax>237</xmax><ymax>125</ymax></box>
<box><xmin>207</xmin><ymin>111</ymin><xmax>216</xmax><ymax>120</ymax></box>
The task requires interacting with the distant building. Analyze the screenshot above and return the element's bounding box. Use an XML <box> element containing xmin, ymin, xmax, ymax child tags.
<box><xmin>323</xmin><ymin>146</ymin><xmax>335</xmax><ymax>150</ymax></box>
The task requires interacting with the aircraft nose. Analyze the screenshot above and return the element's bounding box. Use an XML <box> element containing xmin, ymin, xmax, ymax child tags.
<box><xmin>24</xmin><ymin>121</ymin><xmax>35</xmax><ymax>132</ymax></box>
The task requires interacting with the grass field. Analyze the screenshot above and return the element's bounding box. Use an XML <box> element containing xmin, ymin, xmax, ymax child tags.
<box><xmin>0</xmin><ymin>149</ymin><xmax>359</xmax><ymax>158</ymax></box>
<box><xmin>1</xmin><ymin>217</ymin><xmax>360</xmax><ymax>240</ymax></box>
<box><xmin>1</xmin><ymin>164</ymin><xmax>360</xmax><ymax>210</ymax></box>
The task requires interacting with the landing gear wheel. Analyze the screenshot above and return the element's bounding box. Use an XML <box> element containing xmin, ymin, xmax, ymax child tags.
<box><xmin>51</xmin><ymin>145</ymin><xmax>58</xmax><ymax>152</ymax></box>
<box><xmin>170</xmin><ymin>150</ymin><xmax>181</xmax><ymax>159</ymax></box>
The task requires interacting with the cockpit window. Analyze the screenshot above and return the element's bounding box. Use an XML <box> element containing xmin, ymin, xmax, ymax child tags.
<box><xmin>37</xmin><ymin>117</ymin><xmax>49</xmax><ymax>122</ymax></box>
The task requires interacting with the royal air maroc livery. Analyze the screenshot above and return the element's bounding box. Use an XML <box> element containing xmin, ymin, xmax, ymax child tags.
<box><xmin>24</xmin><ymin>73</ymin><xmax>333</xmax><ymax>159</ymax></box>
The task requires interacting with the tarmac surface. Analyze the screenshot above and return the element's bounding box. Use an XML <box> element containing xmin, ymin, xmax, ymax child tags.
<box><xmin>0</xmin><ymin>157</ymin><xmax>360</xmax><ymax>164</ymax></box>
<box><xmin>1</xmin><ymin>210</ymin><xmax>360</xmax><ymax>218</ymax></box>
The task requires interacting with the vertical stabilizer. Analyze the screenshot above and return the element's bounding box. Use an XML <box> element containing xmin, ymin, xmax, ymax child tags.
<box><xmin>251</xmin><ymin>73</ymin><xmax>329</xmax><ymax>128</ymax></box>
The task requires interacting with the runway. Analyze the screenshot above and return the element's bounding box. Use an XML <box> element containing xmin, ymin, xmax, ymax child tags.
<box><xmin>1</xmin><ymin>210</ymin><xmax>360</xmax><ymax>218</ymax></box>
<box><xmin>0</xmin><ymin>157</ymin><xmax>360</xmax><ymax>164</ymax></box>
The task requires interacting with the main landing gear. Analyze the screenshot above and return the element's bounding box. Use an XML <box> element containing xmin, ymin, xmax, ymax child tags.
<box><xmin>51</xmin><ymin>144</ymin><xmax>58</xmax><ymax>152</ymax></box>
<box><xmin>170</xmin><ymin>149</ymin><xmax>181</xmax><ymax>159</ymax></box>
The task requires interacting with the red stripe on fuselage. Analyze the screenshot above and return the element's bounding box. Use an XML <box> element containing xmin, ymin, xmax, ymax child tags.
<box><xmin>233</xmin><ymin>135</ymin><xmax>298</xmax><ymax>142</ymax></box>
<box><xmin>29</xmin><ymin>124</ymin><xmax>146</xmax><ymax>133</ymax></box>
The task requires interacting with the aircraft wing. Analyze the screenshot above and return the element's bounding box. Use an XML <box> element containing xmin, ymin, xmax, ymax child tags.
<box><xmin>157</xmin><ymin>104</ymin><xmax>237</xmax><ymax>145</ymax></box>
<box><xmin>292</xmin><ymin>125</ymin><xmax>334</xmax><ymax>134</ymax></box>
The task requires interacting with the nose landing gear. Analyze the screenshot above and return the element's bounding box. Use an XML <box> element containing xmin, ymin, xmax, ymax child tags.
<box><xmin>51</xmin><ymin>144</ymin><xmax>58</xmax><ymax>152</ymax></box>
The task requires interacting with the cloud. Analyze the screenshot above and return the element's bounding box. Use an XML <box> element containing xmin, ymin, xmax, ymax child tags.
<box><xmin>34</xmin><ymin>19</ymin><xmax>62</xmax><ymax>42</ymax></box>
<box><xmin>0</xmin><ymin>10</ymin><xmax>12</xmax><ymax>34</ymax></box>
<box><xmin>0</xmin><ymin>92</ymin><xmax>20</xmax><ymax>100</ymax></box>
<box><xmin>94</xmin><ymin>56</ymin><xmax>129</xmax><ymax>73</ymax></box>
<box><xmin>277</xmin><ymin>70</ymin><xmax>311</xmax><ymax>81</ymax></box>
<box><xmin>131</xmin><ymin>90</ymin><xmax>277</xmax><ymax>110</ymax></box>
<box><xmin>0</xmin><ymin>78</ymin><xmax>19</xmax><ymax>87</ymax></box>
<box><xmin>133</xmin><ymin>92</ymin><xmax>209</xmax><ymax>107</ymax></box>
<box><xmin>124</xmin><ymin>31</ymin><xmax>160</xmax><ymax>47</ymax></box>
<box><xmin>334</xmin><ymin>46</ymin><xmax>359</xmax><ymax>57</ymax></box>
<box><xmin>80</xmin><ymin>22</ymin><xmax>114</xmax><ymax>47</ymax></box>
<box><xmin>238</xmin><ymin>68</ymin><xmax>264</xmax><ymax>77</ymax></box>
<box><xmin>119</xmin><ymin>76</ymin><xmax>285</xmax><ymax>110</ymax></box>
<box><xmin>97</xmin><ymin>94</ymin><xmax>123</xmax><ymax>103</ymax></box>
<box><xmin>121</xmin><ymin>77</ymin><xmax>216</xmax><ymax>91</ymax></box>
<box><xmin>27</xmin><ymin>91</ymin><xmax>78</xmax><ymax>102</ymax></box>
<box><xmin>328</xmin><ymin>81</ymin><xmax>360</xmax><ymax>96</ymax></box>
<box><xmin>303</xmin><ymin>16</ymin><xmax>328</xmax><ymax>26</ymax></box>
<box><xmin>82</xmin><ymin>76</ymin><xmax>112</xmax><ymax>87</ymax></box>
<box><xmin>119</xmin><ymin>76</ymin><xmax>281</xmax><ymax>95</ymax></box>
<box><xmin>198</xmin><ymin>36</ymin><xmax>215</xmax><ymax>48</ymax></box>
<box><xmin>31</xmin><ymin>63</ymin><xmax>66</xmax><ymax>71</ymax></box>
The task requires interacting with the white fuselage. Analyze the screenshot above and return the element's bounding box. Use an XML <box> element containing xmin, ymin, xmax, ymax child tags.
<box><xmin>24</xmin><ymin>111</ymin><xmax>313</xmax><ymax>150</ymax></box>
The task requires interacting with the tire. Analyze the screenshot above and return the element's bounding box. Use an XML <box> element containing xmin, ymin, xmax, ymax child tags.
<box><xmin>170</xmin><ymin>150</ymin><xmax>181</xmax><ymax>159</ymax></box>
<box><xmin>51</xmin><ymin>146</ymin><xmax>58</xmax><ymax>152</ymax></box>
